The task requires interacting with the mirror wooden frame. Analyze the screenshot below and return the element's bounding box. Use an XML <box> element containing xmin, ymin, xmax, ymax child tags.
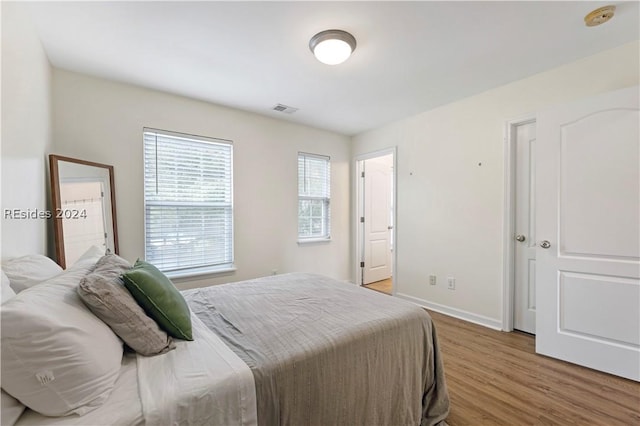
<box><xmin>49</xmin><ymin>154</ymin><xmax>119</xmax><ymax>268</ymax></box>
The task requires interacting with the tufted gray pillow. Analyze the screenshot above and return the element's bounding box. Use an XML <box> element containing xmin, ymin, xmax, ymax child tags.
<box><xmin>77</xmin><ymin>254</ymin><xmax>176</xmax><ymax>356</ymax></box>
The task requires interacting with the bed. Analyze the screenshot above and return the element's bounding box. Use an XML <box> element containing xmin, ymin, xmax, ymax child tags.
<box><xmin>1</xmin><ymin>251</ymin><xmax>449</xmax><ymax>426</ymax></box>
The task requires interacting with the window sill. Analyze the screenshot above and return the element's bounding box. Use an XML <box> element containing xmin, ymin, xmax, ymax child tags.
<box><xmin>297</xmin><ymin>238</ymin><xmax>332</xmax><ymax>245</ymax></box>
<box><xmin>164</xmin><ymin>265</ymin><xmax>236</xmax><ymax>281</ymax></box>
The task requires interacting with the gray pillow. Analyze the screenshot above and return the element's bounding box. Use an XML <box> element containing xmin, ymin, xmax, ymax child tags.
<box><xmin>77</xmin><ymin>254</ymin><xmax>175</xmax><ymax>356</ymax></box>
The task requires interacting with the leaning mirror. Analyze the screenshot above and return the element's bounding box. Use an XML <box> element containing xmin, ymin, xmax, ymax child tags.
<box><xmin>49</xmin><ymin>155</ymin><xmax>118</xmax><ymax>268</ymax></box>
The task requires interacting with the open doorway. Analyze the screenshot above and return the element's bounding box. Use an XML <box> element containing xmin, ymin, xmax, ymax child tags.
<box><xmin>355</xmin><ymin>149</ymin><xmax>396</xmax><ymax>295</ymax></box>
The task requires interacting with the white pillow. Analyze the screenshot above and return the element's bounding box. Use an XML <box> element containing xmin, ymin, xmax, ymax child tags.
<box><xmin>1</xmin><ymin>390</ymin><xmax>25</xmax><ymax>426</ymax></box>
<box><xmin>0</xmin><ymin>253</ymin><xmax>123</xmax><ymax>417</ymax></box>
<box><xmin>2</xmin><ymin>254</ymin><xmax>62</xmax><ymax>293</ymax></box>
<box><xmin>70</xmin><ymin>245</ymin><xmax>106</xmax><ymax>269</ymax></box>
<box><xmin>1</xmin><ymin>271</ymin><xmax>16</xmax><ymax>303</ymax></box>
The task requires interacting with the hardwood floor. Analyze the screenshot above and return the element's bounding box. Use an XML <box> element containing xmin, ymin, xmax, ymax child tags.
<box><xmin>428</xmin><ymin>310</ymin><xmax>640</xmax><ymax>425</ymax></box>
<box><xmin>363</xmin><ymin>278</ymin><xmax>392</xmax><ymax>294</ymax></box>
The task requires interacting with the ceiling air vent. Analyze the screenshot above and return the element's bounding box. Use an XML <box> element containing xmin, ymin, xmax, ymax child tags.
<box><xmin>272</xmin><ymin>104</ymin><xmax>299</xmax><ymax>114</ymax></box>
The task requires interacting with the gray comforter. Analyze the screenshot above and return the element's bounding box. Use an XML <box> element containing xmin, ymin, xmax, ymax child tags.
<box><xmin>182</xmin><ymin>273</ymin><xmax>449</xmax><ymax>426</ymax></box>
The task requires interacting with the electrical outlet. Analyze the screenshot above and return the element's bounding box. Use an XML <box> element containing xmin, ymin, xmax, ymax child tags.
<box><xmin>447</xmin><ymin>277</ymin><xmax>455</xmax><ymax>290</ymax></box>
<box><xmin>429</xmin><ymin>275</ymin><xmax>437</xmax><ymax>285</ymax></box>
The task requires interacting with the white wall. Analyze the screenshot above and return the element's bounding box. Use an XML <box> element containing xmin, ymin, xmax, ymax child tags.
<box><xmin>352</xmin><ymin>41</ymin><xmax>640</xmax><ymax>326</ymax></box>
<box><xmin>52</xmin><ymin>70</ymin><xmax>351</xmax><ymax>288</ymax></box>
<box><xmin>1</xmin><ymin>2</ymin><xmax>53</xmax><ymax>260</ymax></box>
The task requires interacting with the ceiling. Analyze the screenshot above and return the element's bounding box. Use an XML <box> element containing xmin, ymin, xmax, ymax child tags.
<box><xmin>27</xmin><ymin>1</ymin><xmax>640</xmax><ymax>136</ymax></box>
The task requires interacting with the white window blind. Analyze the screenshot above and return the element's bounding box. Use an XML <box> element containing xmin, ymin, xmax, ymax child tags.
<box><xmin>298</xmin><ymin>153</ymin><xmax>330</xmax><ymax>240</ymax></box>
<box><xmin>143</xmin><ymin>128</ymin><xmax>233</xmax><ymax>273</ymax></box>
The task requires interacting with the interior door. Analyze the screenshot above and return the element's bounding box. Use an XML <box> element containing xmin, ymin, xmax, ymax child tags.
<box><xmin>514</xmin><ymin>121</ymin><xmax>537</xmax><ymax>334</ymax></box>
<box><xmin>363</xmin><ymin>155</ymin><xmax>392</xmax><ymax>284</ymax></box>
<box><xmin>536</xmin><ymin>86</ymin><xmax>640</xmax><ymax>381</ymax></box>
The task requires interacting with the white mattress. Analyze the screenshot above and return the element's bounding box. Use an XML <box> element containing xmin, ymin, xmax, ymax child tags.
<box><xmin>15</xmin><ymin>354</ymin><xmax>143</xmax><ymax>426</ymax></box>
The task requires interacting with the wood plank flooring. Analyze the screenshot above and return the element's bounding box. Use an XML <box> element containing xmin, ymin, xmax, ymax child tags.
<box><xmin>363</xmin><ymin>278</ymin><xmax>392</xmax><ymax>295</ymax></box>
<box><xmin>427</xmin><ymin>310</ymin><xmax>640</xmax><ymax>425</ymax></box>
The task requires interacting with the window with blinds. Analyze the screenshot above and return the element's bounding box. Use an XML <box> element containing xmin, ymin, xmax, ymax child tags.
<box><xmin>298</xmin><ymin>153</ymin><xmax>330</xmax><ymax>240</ymax></box>
<box><xmin>143</xmin><ymin>128</ymin><xmax>233</xmax><ymax>274</ymax></box>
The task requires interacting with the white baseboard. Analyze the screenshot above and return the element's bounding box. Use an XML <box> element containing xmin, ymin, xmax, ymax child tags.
<box><xmin>395</xmin><ymin>293</ymin><xmax>503</xmax><ymax>331</ymax></box>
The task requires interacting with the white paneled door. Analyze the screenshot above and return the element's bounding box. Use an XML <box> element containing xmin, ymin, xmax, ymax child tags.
<box><xmin>363</xmin><ymin>155</ymin><xmax>393</xmax><ymax>285</ymax></box>
<box><xmin>514</xmin><ymin>121</ymin><xmax>537</xmax><ymax>334</ymax></box>
<box><xmin>536</xmin><ymin>86</ymin><xmax>640</xmax><ymax>381</ymax></box>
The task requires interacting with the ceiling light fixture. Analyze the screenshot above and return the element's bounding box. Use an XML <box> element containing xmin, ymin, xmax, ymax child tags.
<box><xmin>309</xmin><ymin>29</ymin><xmax>357</xmax><ymax>65</ymax></box>
<box><xmin>584</xmin><ymin>5</ymin><xmax>616</xmax><ymax>27</ymax></box>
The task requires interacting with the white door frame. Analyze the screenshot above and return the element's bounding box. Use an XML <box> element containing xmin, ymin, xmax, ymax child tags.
<box><xmin>502</xmin><ymin>115</ymin><xmax>536</xmax><ymax>331</ymax></box>
<box><xmin>354</xmin><ymin>147</ymin><xmax>397</xmax><ymax>294</ymax></box>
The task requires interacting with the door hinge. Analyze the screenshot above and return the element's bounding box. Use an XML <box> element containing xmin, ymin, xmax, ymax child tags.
<box><xmin>360</xmin><ymin>261</ymin><xmax>365</xmax><ymax>268</ymax></box>
<box><xmin>360</xmin><ymin>217</ymin><xmax>364</xmax><ymax>223</ymax></box>
<box><xmin>361</xmin><ymin>171</ymin><xmax>365</xmax><ymax>178</ymax></box>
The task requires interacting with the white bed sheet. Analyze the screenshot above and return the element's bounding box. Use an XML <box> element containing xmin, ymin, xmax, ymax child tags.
<box><xmin>137</xmin><ymin>313</ymin><xmax>258</xmax><ymax>426</ymax></box>
<box><xmin>15</xmin><ymin>354</ymin><xmax>143</xmax><ymax>426</ymax></box>
<box><xmin>14</xmin><ymin>310</ymin><xmax>256</xmax><ymax>426</ymax></box>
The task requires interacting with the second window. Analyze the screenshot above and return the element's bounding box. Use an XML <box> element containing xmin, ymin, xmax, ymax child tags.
<box><xmin>298</xmin><ymin>153</ymin><xmax>330</xmax><ymax>241</ymax></box>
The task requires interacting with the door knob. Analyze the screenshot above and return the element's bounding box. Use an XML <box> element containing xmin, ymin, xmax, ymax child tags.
<box><xmin>515</xmin><ymin>235</ymin><xmax>526</xmax><ymax>242</ymax></box>
<box><xmin>540</xmin><ymin>240</ymin><xmax>551</xmax><ymax>249</ymax></box>
<box><xmin>388</xmin><ymin>226</ymin><xmax>393</xmax><ymax>230</ymax></box>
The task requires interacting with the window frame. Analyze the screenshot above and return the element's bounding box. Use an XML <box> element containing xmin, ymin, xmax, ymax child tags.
<box><xmin>297</xmin><ymin>152</ymin><xmax>331</xmax><ymax>243</ymax></box>
<box><xmin>143</xmin><ymin>128</ymin><xmax>235</xmax><ymax>278</ymax></box>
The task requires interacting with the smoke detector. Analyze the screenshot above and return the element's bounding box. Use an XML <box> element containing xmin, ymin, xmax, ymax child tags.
<box><xmin>584</xmin><ymin>5</ymin><xmax>616</xmax><ymax>27</ymax></box>
<box><xmin>272</xmin><ymin>104</ymin><xmax>299</xmax><ymax>114</ymax></box>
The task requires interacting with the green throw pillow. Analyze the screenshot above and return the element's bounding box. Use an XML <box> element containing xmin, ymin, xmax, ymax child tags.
<box><xmin>121</xmin><ymin>259</ymin><xmax>193</xmax><ymax>340</ymax></box>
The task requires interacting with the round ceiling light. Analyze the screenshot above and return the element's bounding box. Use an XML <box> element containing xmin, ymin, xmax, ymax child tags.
<box><xmin>309</xmin><ymin>29</ymin><xmax>357</xmax><ymax>65</ymax></box>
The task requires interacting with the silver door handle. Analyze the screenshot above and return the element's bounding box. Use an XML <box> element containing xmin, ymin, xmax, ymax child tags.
<box><xmin>539</xmin><ymin>240</ymin><xmax>551</xmax><ymax>249</ymax></box>
<box><xmin>515</xmin><ymin>235</ymin><xmax>526</xmax><ymax>242</ymax></box>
